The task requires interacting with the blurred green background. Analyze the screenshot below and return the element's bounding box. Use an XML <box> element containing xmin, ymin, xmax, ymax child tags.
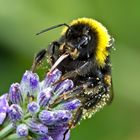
<box><xmin>0</xmin><ymin>0</ymin><xmax>140</xmax><ymax>140</ymax></box>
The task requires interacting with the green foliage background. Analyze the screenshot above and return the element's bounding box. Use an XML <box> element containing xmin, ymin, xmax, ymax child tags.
<box><xmin>0</xmin><ymin>0</ymin><xmax>140</xmax><ymax>140</ymax></box>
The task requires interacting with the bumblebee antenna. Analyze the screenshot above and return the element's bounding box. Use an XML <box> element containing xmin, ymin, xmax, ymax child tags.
<box><xmin>36</xmin><ymin>23</ymin><xmax>70</xmax><ymax>35</ymax></box>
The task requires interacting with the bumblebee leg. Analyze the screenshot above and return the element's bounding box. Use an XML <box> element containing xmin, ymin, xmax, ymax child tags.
<box><xmin>64</xmin><ymin>61</ymin><xmax>90</xmax><ymax>78</ymax></box>
<box><xmin>63</xmin><ymin>107</ymin><xmax>83</xmax><ymax>140</ymax></box>
<box><xmin>49</xmin><ymin>85</ymin><xmax>85</xmax><ymax>108</ymax></box>
<box><xmin>70</xmin><ymin>106</ymin><xmax>83</xmax><ymax>127</ymax></box>
<box><xmin>53</xmin><ymin>76</ymin><xmax>106</xmax><ymax>107</ymax></box>
<box><xmin>31</xmin><ymin>41</ymin><xmax>60</xmax><ymax>72</ymax></box>
<box><xmin>51</xmin><ymin>79</ymin><xmax>99</xmax><ymax>107</ymax></box>
<box><xmin>31</xmin><ymin>49</ymin><xmax>47</xmax><ymax>72</ymax></box>
<box><xmin>47</xmin><ymin>41</ymin><xmax>60</xmax><ymax>55</ymax></box>
<box><xmin>53</xmin><ymin>61</ymin><xmax>91</xmax><ymax>84</ymax></box>
<box><xmin>47</xmin><ymin>41</ymin><xmax>60</xmax><ymax>64</ymax></box>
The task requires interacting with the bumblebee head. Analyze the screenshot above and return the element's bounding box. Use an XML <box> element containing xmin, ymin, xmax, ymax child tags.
<box><xmin>36</xmin><ymin>18</ymin><xmax>112</xmax><ymax>72</ymax></box>
<box><xmin>60</xmin><ymin>18</ymin><xmax>111</xmax><ymax>66</ymax></box>
<box><xmin>59</xmin><ymin>24</ymin><xmax>95</xmax><ymax>60</ymax></box>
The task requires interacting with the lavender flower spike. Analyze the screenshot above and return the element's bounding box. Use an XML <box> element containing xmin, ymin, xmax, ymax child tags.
<box><xmin>16</xmin><ymin>124</ymin><xmax>28</xmax><ymax>137</ymax></box>
<box><xmin>0</xmin><ymin>94</ymin><xmax>9</xmax><ymax>125</ymax></box>
<box><xmin>0</xmin><ymin>69</ymin><xmax>76</xmax><ymax>140</ymax></box>
<box><xmin>9</xmin><ymin>83</ymin><xmax>23</xmax><ymax>105</ymax></box>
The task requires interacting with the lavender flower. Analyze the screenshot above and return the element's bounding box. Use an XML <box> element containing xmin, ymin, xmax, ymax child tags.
<box><xmin>54</xmin><ymin>79</ymin><xmax>74</xmax><ymax>95</ymax></box>
<box><xmin>43</xmin><ymin>69</ymin><xmax>62</xmax><ymax>87</ymax></box>
<box><xmin>9</xmin><ymin>83</ymin><xmax>22</xmax><ymax>105</ymax></box>
<box><xmin>53</xmin><ymin>110</ymin><xmax>72</xmax><ymax>125</ymax></box>
<box><xmin>20</xmin><ymin>70</ymin><xmax>39</xmax><ymax>96</ymax></box>
<box><xmin>48</xmin><ymin>126</ymin><xmax>70</xmax><ymax>140</ymax></box>
<box><xmin>16</xmin><ymin>124</ymin><xmax>28</xmax><ymax>137</ymax></box>
<box><xmin>8</xmin><ymin>104</ymin><xmax>23</xmax><ymax>122</ymax></box>
<box><xmin>27</xmin><ymin>119</ymin><xmax>48</xmax><ymax>135</ymax></box>
<box><xmin>39</xmin><ymin>110</ymin><xmax>55</xmax><ymax>125</ymax></box>
<box><xmin>55</xmin><ymin>99</ymin><xmax>81</xmax><ymax>111</ymax></box>
<box><xmin>39</xmin><ymin>135</ymin><xmax>53</xmax><ymax>140</ymax></box>
<box><xmin>39</xmin><ymin>110</ymin><xmax>72</xmax><ymax>126</ymax></box>
<box><xmin>37</xmin><ymin>88</ymin><xmax>52</xmax><ymax>107</ymax></box>
<box><xmin>27</xmin><ymin>101</ymin><xmax>40</xmax><ymax>114</ymax></box>
<box><xmin>0</xmin><ymin>69</ymin><xmax>81</xmax><ymax>140</ymax></box>
<box><xmin>50</xmin><ymin>79</ymin><xmax>74</xmax><ymax>103</ymax></box>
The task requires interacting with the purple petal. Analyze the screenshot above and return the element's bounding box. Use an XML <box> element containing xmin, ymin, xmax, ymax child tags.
<box><xmin>16</xmin><ymin>124</ymin><xmax>28</xmax><ymax>137</ymax></box>
<box><xmin>37</xmin><ymin>87</ymin><xmax>52</xmax><ymax>107</ymax></box>
<box><xmin>39</xmin><ymin>110</ymin><xmax>55</xmax><ymax>125</ymax></box>
<box><xmin>8</xmin><ymin>104</ymin><xmax>23</xmax><ymax>122</ymax></box>
<box><xmin>39</xmin><ymin>110</ymin><xmax>72</xmax><ymax>126</ymax></box>
<box><xmin>44</xmin><ymin>69</ymin><xmax>62</xmax><ymax>87</ymax></box>
<box><xmin>27</xmin><ymin>101</ymin><xmax>40</xmax><ymax>114</ymax></box>
<box><xmin>27</xmin><ymin>119</ymin><xmax>48</xmax><ymax>135</ymax></box>
<box><xmin>54</xmin><ymin>110</ymin><xmax>72</xmax><ymax>125</ymax></box>
<box><xmin>55</xmin><ymin>99</ymin><xmax>81</xmax><ymax>111</ymax></box>
<box><xmin>54</xmin><ymin>79</ymin><xmax>74</xmax><ymax>95</ymax></box>
<box><xmin>9</xmin><ymin>83</ymin><xmax>23</xmax><ymax>104</ymax></box>
<box><xmin>0</xmin><ymin>94</ymin><xmax>9</xmax><ymax>125</ymax></box>
<box><xmin>39</xmin><ymin>135</ymin><xmax>53</xmax><ymax>140</ymax></box>
<box><xmin>20</xmin><ymin>71</ymin><xmax>39</xmax><ymax>95</ymax></box>
<box><xmin>50</xmin><ymin>79</ymin><xmax>74</xmax><ymax>103</ymax></box>
<box><xmin>49</xmin><ymin>126</ymin><xmax>70</xmax><ymax>140</ymax></box>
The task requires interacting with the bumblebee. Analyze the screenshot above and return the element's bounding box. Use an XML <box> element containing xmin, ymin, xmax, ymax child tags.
<box><xmin>32</xmin><ymin>18</ymin><xmax>114</xmax><ymax>138</ymax></box>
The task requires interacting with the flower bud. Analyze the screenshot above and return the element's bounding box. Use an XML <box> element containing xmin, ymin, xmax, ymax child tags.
<box><xmin>54</xmin><ymin>110</ymin><xmax>72</xmax><ymax>124</ymax></box>
<box><xmin>27</xmin><ymin>119</ymin><xmax>48</xmax><ymax>135</ymax></box>
<box><xmin>55</xmin><ymin>99</ymin><xmax>81</xmax><ymax>111</ymax></box>
<box><xmin>54</xmin><ymin>79</ymin><xmax>74</xmax><ymax>95</ymax></box>
<box><xmin>9</xmin><ymin>83</ymin><xmax>23</xmax><ymax>105</ymax></box>
<box><xmin>8</xmin><ymin>104</ymin><xmax>23</xmax><ymax>122</ymax></box>
<box><xmin>16</xmin><ymin>124</ymin><xmax>28</xmax><ymax>137</ymax></box>
<box><xmin>37</xmin><ymin>87</ymin><xmax>52</xmax><ymax>107</ymax></box>
<box><xmin>44</xmin><ymin>69</ymin><xmax>62</xmax><ymax>87</ymax></box>
<box><xmin>21</xmin><ymin>71</ymin><xmax>39</xmax><ymax>95</ymax></box>
<box><xmin>39</xmin><ymin>110</ymin><xmax>72</xmax><ymax>126</ymax></box>
<box><xmin>49</xmin><ymin>126</ymin><xmax>70</xmax><ymax>140</ymax></box>
<box><xmin>27</xmin><ymin>101</ymin><xmax>40</xmax><ymax>114</ymax></box>
<box><xmin>39</xmin><ymin>110</ymin><xmax>55</xmax><ymax>125</ymax></box>
<box><xmin>39</xmin><ymin>135</ymin><xmax>53</xmax><ymax>140</ymax></box>
<box><xmin>0</xmin><ymin>94</ymin><xmax>9</xmax><ymax>125</ymax></box>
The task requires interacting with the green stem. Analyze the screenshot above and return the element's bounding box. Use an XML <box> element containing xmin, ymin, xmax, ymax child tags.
<box><xmin>0</xmin><ymin>123</ymin><xmax>14</xmax><ymax>139</ymax></box>
<box><xmin>24</xmin><ymin>113</ymin><xmax>31</xmax><ymax>119</ymax></box>
<box><xmin>6</xmin><ymin>133</ymin><xmax>27</xmax><ymax>140</ymax></box>
<box><xmin>6</xmin><ymin>133</ymin><xmax>19</xmax><ymax>140</ymax></box>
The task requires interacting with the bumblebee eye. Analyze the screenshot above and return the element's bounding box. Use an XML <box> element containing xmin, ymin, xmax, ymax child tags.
<box><xmin>65</xmin><ymin>27</ymin><xmax>73</xmax><ymax>38</ymax></box>
<box><xmin>77</xmin><ymin>35</ymin><xmax>90</xmax><ymax>49</ymax></box>
<box><xmin>82</xmin><ymin>35</ymin><xmax>89</xmax><ymax>45</ymax></box>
